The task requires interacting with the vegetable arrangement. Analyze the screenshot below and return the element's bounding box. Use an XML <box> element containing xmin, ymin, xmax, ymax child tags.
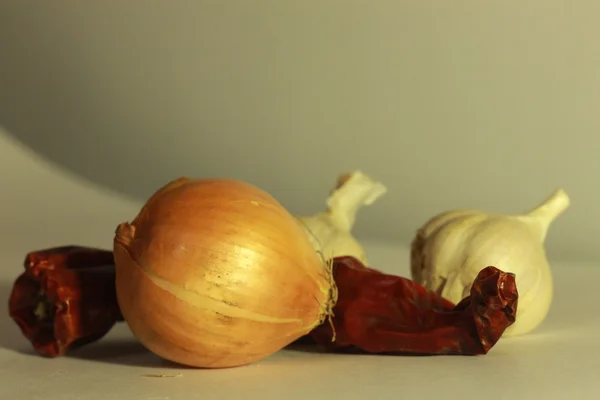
<box><xmin>8</xmin><ymin>171</ymin><xmax>568</xmax><ymax>368</ymax></box>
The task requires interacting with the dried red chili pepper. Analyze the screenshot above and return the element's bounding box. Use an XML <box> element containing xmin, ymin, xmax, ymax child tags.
<box><xmin>9</xmin><ymin>248</ymin><xmax>517</xmax><ymax>359</ymax></box>
<box><xmin>311</xmin><ymin>256</ymin><xmax>518</xmax><ymax>355</ymax></box>
<box><xmin>8</xmin><ymin>246</ymin><xmax>122</xmax><ymax>357</ymax></box>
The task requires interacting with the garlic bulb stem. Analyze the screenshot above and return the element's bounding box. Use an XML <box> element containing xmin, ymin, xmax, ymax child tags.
<box><xmin>326</xmin><ymin>172</ymin><xmax>387</xmax><ymax>232</ymax></box>
<box><xmin>298</xmin><ymin>171</ymin><xmax>387</xmax><ymax>264</ymax></box>
<box><xmin>524</xmin><ymin>188</ymin><xmax>570</xmax><ymax>242</ymax></box>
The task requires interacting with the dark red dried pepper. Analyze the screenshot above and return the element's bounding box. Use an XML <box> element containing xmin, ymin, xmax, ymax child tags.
<box><xmin>8</xmin><ymin>246</ymin><xmax>122</xmax><ymax>357</ymax></box>
<box><xmin>310</xmin><ymin>256</ymin><xmax>518</xmax><ymax>355</ymax></box>
<box><xmin>8</xmin><ymin>248</ymin><xmax>517</xmax><ymax>359</ymax></box>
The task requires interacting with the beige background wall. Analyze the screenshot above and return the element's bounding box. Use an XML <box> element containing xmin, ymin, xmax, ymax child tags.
<box><xmin>0</xmin><ymin>2</ymin><xmax>598</xmax><ymax>262</ymax></box>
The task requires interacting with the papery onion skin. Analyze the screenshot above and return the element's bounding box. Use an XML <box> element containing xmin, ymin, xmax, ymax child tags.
<box><xmin>114</xmin><ymin>177</ymin><xmax>335</xmax><ymax>368</ymax></box>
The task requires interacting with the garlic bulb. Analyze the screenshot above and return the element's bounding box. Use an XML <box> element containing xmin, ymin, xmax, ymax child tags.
<box><xmin>298</xmin><ymin>171</ymin><xmax>387</xmax><ymax>264</ymax></box>
<box><xmin>410</xmin><ymin>189</ymin><xmax>570</xmax><ymax>336</ymax></box>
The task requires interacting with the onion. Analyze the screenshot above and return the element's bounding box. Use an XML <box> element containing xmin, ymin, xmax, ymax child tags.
<box><xmin>113</xmin><ymin>177</ymin><xmax>335</xmax><ymax>368</ymax></box>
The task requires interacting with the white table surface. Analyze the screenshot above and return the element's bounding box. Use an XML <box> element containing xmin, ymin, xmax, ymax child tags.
<box><xmin>0</xmin><ymin>131</ymin><xmax>599</xmax><ymax>399</ymax></box>
<box><xmin>1</xmin><ymin>243</ymin><xmax>599</xmax><ymax>400</ymax></box>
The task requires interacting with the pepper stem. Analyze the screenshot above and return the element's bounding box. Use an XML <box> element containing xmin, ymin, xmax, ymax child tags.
<box><xmin>326</xmin><ymin>171</ymin><xmax>387</xmax><ymax>233</ymax></box>
<box><xmin>33</xmin><ymin>291</ymin><xmax>54</xmax><ymax>322</ymax></box>
<box><xmin>33</xmin><ymin>302</ymin><xmax>47</xmax><ymax>321</ymax></box>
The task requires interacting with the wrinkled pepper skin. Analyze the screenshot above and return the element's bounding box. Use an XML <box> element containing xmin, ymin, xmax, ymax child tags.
<box><xmin>8</xmin><ymin>248</ymin><xmax>517</xmax><ymax>359</ymax></box>
<box><xmin>311</xmin><ymin>256</ymin><xmax>518</xmax><ymax>355</ymax></box>
<box><xmin>8</xmin><ymin>246</ymin><xmax>122</xmax><ymax>357</ymax></box>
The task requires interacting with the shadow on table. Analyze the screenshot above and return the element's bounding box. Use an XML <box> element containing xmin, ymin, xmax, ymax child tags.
<box><xmin>0</xmin><ymin>276</ymin><xmax>321</xmax><ymax>369</ymax></box>
<box><xmin>67</xmin><ymin>337</ymin><xmax>184</xmax><ymax>369</ymax></box>
<box><xmin>0</xmin><ymin>280</ymin><xmax>177</xmax><ymax>368</ymax></box>
<box><xmin>284</xmin><ymin>338</ymin><xmax>451</xmax><ymax>359</ymax></box>
<box><xmin>70</xmin><ymin>336</ymin><xmax>331</xmax><ymax>368</ymax></box>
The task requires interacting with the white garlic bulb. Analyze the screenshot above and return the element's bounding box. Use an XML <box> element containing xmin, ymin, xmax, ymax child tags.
<box><xmin>298</xmin><ymin>171</ymin><xmax>387</xmax><ymax>264</ymax></box>
<box><xmin>410</xmin><ymin>189</ymin><xmax>570</xmax><ymax>336</ymax></box>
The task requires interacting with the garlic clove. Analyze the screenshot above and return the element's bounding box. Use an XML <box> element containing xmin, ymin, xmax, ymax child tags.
<box><xmin>410</xmin><ymin>211</ymin><xmax>486</xmax><ymax>287</ymax></box>
<box><xmin>298</xmin><ymin>171</ymin><xmax>387</xmax><ymax>264</ymax></box>
<box><xmin>410</xmin><ymin>188</ymin><xmax>570</xmax><ymax>336</ymax></box>
<box><xmin>299</xmin><ymin>214</ymin><xmax>368</xmax><ymax>263</ymax></box>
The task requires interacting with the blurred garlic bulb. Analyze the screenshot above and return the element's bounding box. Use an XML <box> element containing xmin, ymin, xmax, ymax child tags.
<box><xmin>298</xmin><ymin>171</ymin><xmax>387</xmax><ymax>264</ymax></box>
<box><xmin>410</xmin><ymin>189</ymin><xmax>570</xmax><ymax>336</ymax></box>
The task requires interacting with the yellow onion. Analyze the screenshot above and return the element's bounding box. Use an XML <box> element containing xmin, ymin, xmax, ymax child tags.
<box><xmin>113</xmin><ymin>177</ymin><xmax>335</xmax><ymax>368</ymax></box>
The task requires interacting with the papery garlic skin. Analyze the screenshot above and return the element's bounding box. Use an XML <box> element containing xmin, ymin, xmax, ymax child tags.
<box><xmin>411</xmin><ymin>189</ymin><xmax>570</xmax><ymax>336</ymax></box>
<box><xmin>298</xmin><ymin>171</ymin><xmax>387</xmax><ymax>264</ymax></box>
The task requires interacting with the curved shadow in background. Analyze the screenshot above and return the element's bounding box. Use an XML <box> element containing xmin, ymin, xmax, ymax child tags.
<box><xmin>0</xmin><ymin>70</ymin><xmax>146</xmax><ymax>202</ymax></box>
<box><xmin>1</xmin><ymin>2</ymin><xmax>594</xmax><ymax>263</ymax></box>
<box><xmin>0</xmin><ymin>6</ymin><xmax>219</xmax><ymax>202</ymax></box>
<box><xmin>0</xmin><ymin>4</ymin><xmax>201</xmax><ymax>202</ymax></box>
<box><xmin>0</xmin><ymin>2</ymin><xmax>366</xmax><ymax>219</ymax></box>
<box><xmin>0</xmin><ymin>77</ymin><xmax>163</xmax><ymax>203</ymax></box>
<box><xmin>0</xmin><ymin>3</ymin><xmax>312</xmax><ymax>207</ymax></box>
<box><xmin>0</xmin><ymin>122</ymin><xmax>146</xmax><ymax>202</ymax></box>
